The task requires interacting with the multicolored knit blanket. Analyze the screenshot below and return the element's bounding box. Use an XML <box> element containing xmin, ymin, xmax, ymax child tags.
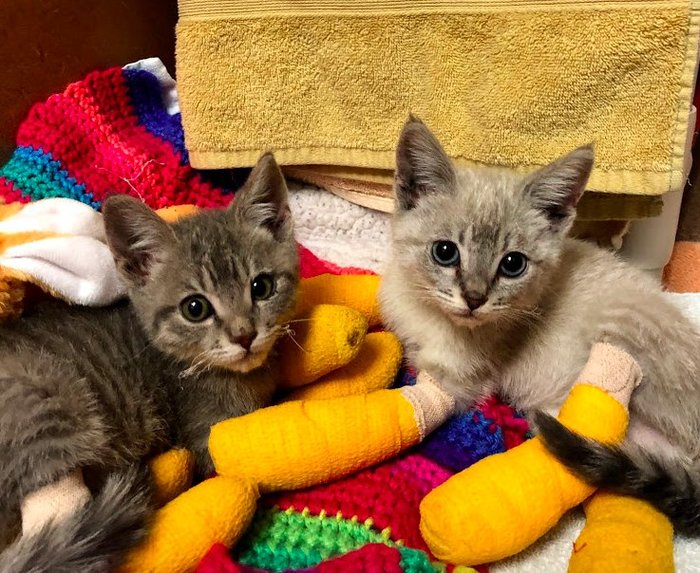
<box><xmin>0</xmin><ymin>61</ymin><xmax>530</xmax><ymax>573</ymax></box>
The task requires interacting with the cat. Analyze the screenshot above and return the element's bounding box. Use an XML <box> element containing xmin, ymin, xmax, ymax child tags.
<box><xmin>0</xmin><ymin>152</ymin><xmax>300</xmax><ymax>572</ymax></box>
<box><xmin>379</xmin><ymin>117</ymin><xmax>700</xmax><ymax>535</ymax></box>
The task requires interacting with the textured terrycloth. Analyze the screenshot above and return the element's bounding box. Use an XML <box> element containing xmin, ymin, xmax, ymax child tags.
<box><xmin>177</xmin><ymin>0</ymin><xmax>700</xmax><ymax>197</ymax></box>
<box><xmin>284</xmin><ymin>165</ymin><xmax>665</xmax><ymax>222</ymax></box>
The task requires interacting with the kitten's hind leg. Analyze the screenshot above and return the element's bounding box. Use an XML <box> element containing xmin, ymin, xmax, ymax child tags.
<box><xmin>0</xmin><ymin>465</ymin><xmax>154</xmax><ymax>573</ymax></box>
<box><xmin>20</xmin><ymin>469</ymin><xmax>91</xmax><ymax>537</ymax></box>
<box><xmin>0</xmin><ymin>365</ymin><xmax>111</xmax><ymax>510</ymax></box>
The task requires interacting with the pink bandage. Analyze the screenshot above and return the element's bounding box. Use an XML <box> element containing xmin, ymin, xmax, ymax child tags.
<box><xmin>401</xmin><ymin>371</ymin><xmax>457</xmax><ymax>439</ymax></box>
<box><xmin>578</xmin><ymin>343</ymin><xmax>643</xmax><ymax>409</ymax></box>
<box><xmin>21</xmin><ymin>469</ymin><xmax>91</xmax><ymax>535</ymax></box>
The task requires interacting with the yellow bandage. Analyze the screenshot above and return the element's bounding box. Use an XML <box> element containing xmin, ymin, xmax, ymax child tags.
<box><xmin>568</xmin><ymin>491</ymin><xmax>674</xmax><ymax>573</ymax></box>
<box><xmin>420</xmin><ymin>384</ymin><xmax>629</xmax><ymax>565</ymax></box>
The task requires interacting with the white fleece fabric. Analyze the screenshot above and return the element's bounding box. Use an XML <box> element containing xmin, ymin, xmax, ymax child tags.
<box><xmin>0</xmin><ymin>198</ymin><xmax>127</xmax><ymax>305</ymax></box>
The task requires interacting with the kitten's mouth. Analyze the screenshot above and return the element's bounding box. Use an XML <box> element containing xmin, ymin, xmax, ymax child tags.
<box><xmin>223</xmin><ymin>336</ymin><xmax>277</xmax><ymax>373</ymax></box>
<box><xmin>224</xmin><ymin>350</ymin><xmax>268</xmax><ymax>373</ymax></box>
<box><xmin>448</xmin><ymin>308</ymin><xmax>483</xmax><ymax>326</ymax></box>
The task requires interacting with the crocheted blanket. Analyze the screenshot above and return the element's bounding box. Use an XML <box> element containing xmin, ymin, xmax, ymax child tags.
<box><xmin>0</xmin><ymin>61</ymin><xmax>530</xmax><ymax>573</ymax></box>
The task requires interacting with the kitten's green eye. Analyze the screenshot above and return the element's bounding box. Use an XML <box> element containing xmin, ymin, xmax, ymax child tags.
<box><xmin>251</xmin><ymin>273</ymin><xmax>275</xmax><ymax>301</ymax></box>
<box><xmin>431</xmin><ymin>241</ymin><xmax>460</xmax><ymax>266</ymax></box>
<box><xmin>180</xmin><ymin>295</ymin><xmax>214</xmax><ymax>322</ymax></box>
<box><xmin>499</xmin><ymin>252</ymin><xmax>528</xmax><ymax>278</ymax></box>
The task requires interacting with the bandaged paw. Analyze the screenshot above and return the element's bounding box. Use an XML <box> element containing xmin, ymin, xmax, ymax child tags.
<box><xmin>577</xmin><ymin>342</ymin><xmax>642</xmax><ymax>408</ymax></box>
<box><xmin>401</xmin><ymin>371</ymin><xmax>457</xmax><ymax>438</ymax></box>
<box><xmin>419</xmin><ymin>343</ymin><xmax>636</xmax><ymax>565</ymax></box>
<box><xmin>21</xmin><ymin>469</ymin><xmax>91</xmax><ymax>535</ymax></box>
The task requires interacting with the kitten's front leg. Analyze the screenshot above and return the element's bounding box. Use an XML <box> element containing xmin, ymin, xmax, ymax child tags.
<box><xmin>176</xmin><ymin>370</ymin><xmax>275</xmax><ymax>479</ymax></box>
<box><xmin>174</xmin><ymin>411</ymin><xmax>217</xmax><ymax>479</ymax></box>
<box><xmin>192</xmin><ymin>438</ymin><xmax>216</xmax><ymax>479</ymax></box>
<box><xmin>416</xmin><ymin>362</ymin><xmax>494</xmax><ymax>413</ymax></box>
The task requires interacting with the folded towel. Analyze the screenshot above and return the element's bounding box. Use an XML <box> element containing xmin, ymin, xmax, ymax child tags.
<box><xmin>283</xmin><ymin>165</ymin><xmax>664</xmax><ymax>220</ymax></box>
<box><xmin>176</xmin><ymin>0</ymin><xmax>700</xmax><ymax>196</ymax></box>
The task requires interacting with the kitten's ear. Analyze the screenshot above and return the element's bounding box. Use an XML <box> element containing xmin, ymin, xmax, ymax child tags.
<box><xmin>103</xmin><ymin>195</ymin><xmax>175</xmax><ymax>286</ymax></box>
<box><xmin>233</xmin><ymin>153</ymin><xmax>291</xmax><ymax>240</ymax></box>
<box><xmin>394</xmin><ymin>117</ymin><xmax>456</xmax><ymax>210</ymax></box>
<box><xmin>524</xmin><ymin>145</ymin><xmax>594</xmax><ymax>229</ymax></box>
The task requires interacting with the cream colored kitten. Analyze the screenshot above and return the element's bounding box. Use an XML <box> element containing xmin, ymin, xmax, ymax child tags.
<box><xmin>379</xmin><ymin>118</ymin><xmax>700</xmax><ymax>534</ymax></box>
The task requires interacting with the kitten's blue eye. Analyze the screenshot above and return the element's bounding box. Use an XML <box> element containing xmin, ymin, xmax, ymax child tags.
<box><xmin>251</xmin><ymin>273</ymin><xmax>275</xmax><ymax>301</ymax></box>
<box><xmin>431</xmin><ymin>241</ymin><xmax>460</xmax><ymax>266</ymax></box>
<box><xmin>498</xmin><ymin>252</ymin><xmax>528</xmax><ymax>278</ymax></box>
<box><xmin>180</xmin><ymin>295</ymin><xmax>214</xmax><ymax>322</ymax></box>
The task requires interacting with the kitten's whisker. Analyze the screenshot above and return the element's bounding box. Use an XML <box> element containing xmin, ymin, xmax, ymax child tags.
<box><xmin>180</xmin><ymin>347</ymin><xmax>226</xmax><ymax>378</ymax></box>
<box><xmin>281</xmin><ymin>325</ymin><xmax>308</xmax><ymax>353</ymax></box>
<box><xmin>497</xmin><ymin>306</ymin><xmax>543</xmax><ymax>329</ymax></box>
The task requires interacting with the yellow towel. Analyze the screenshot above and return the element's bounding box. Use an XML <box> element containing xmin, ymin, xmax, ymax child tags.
<box><xmin>282</xmin><ymin>165</ymin><xmax>664</xmax><ymax>219</ymax></box>
<box><xmin>176</xmin><ymin>0</ymin><xmax>700</xmax><ymax>196</ymax></box>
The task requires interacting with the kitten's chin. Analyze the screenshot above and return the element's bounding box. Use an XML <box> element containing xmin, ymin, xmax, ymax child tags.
<box><xmin>436</xmin><ymin>303</ymin><xmax>484</xmax><ymax>329</ymax></box>
<box><xmin>224</xmin><ymin>336</ymin><xmax>277</xmax><ymax>373</ymax></box>
<box><xmin>448</xmin><ymin>312</ymin><xmax>483</xmax><ymax>329</ymax></box>
<box><xmin>224</xmin><ymin>351</ymin><xmax>269</xmax><ymax>373</ymax></box>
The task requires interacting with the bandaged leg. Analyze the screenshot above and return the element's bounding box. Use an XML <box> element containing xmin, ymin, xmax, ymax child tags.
<box><xmin>419</xmin><ymin>343</ymin><xmax>642</xmax><ymax>565</ymax></box>
<box><xmin>21</xmin><ymin>469</ymin><xmax>91</xmax><ymax>535</ymax></box>
<box><xmin>568</xmin><ymin>491</ymin><xmax>674</xmax><ymax>573</ymax></box>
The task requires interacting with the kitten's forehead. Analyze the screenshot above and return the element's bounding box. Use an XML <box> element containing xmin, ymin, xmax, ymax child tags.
<box><xmin>169</xmin><ymin>210</ymin><xmax>288</xmax><ymax>291</ymax></box>
<box><xmin>453</xmin><ymin>167</ymin><xmax>523</xmax><ymax>220</ymax></box>
<box><xmin>399</xmin><ymin>167</ymin><xmax>523</xmax><ymax>234</ymax></box>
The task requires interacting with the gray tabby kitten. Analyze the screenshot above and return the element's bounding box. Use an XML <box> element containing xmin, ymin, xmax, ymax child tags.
<box><xmin>379</xmin><ymin>118</ymin><xmax>700</xmax><ymax>534</ymax></box>
<box><xmin>0</xmin><ymin>153</ymin><xmax>299</xmax><ymax>572</ymax></box>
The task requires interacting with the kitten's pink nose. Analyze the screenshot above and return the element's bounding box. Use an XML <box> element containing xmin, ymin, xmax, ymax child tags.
<box><xmin>234</xmin><ymin>332</ymin><xmax>257</xmax><ymax>351</ymax></box>
<box><xmin>465</xmin><ymin>293</ymin><xmax>487</xmax><ymax>311</ymax></box>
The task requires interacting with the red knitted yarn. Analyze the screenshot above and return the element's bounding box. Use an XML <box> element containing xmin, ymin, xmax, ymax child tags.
<box><xmin>298</xmin><ymin>244</ymin><xmax>374</xmax><ymax>279</ymax></box>
<box><xmin>15</xmin><ymin>68</ymin><xmax>225</xmax><ymax>209</ymax></box>
<box><xmin>479</xmin><ymin>396</ymin><xmax>530</xmax><ymax>450</ymax></box>
<box><xmin>270</xmin><ymin>454</ymin><xmax>451</xmax><ymax>555</ymax></box>
<box><xmin>0</xmin><ymin>178</ymin><xmax>27</xmax><ymax>204</ymax></box>
<box><xmin>315</xmin><ymin>543</ymin><xmax>403</xmax><ymax>573</ymax></box>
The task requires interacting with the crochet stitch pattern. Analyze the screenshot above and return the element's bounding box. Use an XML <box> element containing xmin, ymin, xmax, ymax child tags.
<box><xmin>0</xmin><ymin>66</ymin><xmax>531</xmax><ymax>573</ymax></box>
